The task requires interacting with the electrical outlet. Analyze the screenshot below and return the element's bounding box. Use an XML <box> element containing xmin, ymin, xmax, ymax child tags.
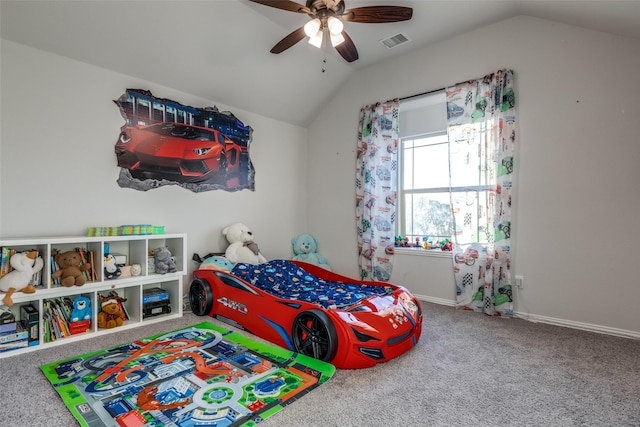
<box><xmin>515</xmin><ymin>275</ymin><xmax>524</xmax><ymax>289</ymax></box>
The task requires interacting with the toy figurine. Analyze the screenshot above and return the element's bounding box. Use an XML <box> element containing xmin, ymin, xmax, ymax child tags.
<box><xmin>104</xmin><ymin>254</ymin><xmax>122</xmax><ymax>280</ymax></box>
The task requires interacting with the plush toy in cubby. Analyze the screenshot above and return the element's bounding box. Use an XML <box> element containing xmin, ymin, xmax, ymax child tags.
<box><xmin>97</xmin><ymin>293</ymin><xmax>127</xmax><ymax>329</ymax></box>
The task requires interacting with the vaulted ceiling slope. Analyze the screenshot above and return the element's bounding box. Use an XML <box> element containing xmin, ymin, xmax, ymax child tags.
<box><xmin>2</xmin><ymin>1</ymin><xmax>639</xmax><ymax>127</ymax></box>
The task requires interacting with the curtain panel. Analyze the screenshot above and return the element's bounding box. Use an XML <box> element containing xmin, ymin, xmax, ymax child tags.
<box><xmin>355</xmin><ymin>100</ymin><xmax>399</xmax><ymax>281</ymax></box>
<box><xmin>446</xmin><ymin>69</ymin><xmax>516</xmax><ymax>316</ymax></box>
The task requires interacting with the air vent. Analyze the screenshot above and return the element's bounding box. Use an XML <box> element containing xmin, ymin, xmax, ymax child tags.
<box><xmin>380</xmin><ymin>33</ymin><xmax>411</xmax><ymax>49</ymax></box>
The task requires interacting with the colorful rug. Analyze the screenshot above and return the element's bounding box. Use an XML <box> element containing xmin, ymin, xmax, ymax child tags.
<box><xmin>40</xmin><ymin>321</ymin><xmax>335</xmax><ymax>427</ymax></box>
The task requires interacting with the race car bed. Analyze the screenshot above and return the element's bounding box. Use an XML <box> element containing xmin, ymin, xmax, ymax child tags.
<box><xmin>189</xmin><ymin>259</ymin><xmax>423</xmax><ymax>369</ymax></box>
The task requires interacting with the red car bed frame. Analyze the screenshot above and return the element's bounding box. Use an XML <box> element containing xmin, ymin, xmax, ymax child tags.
<box><xmin>189</xmin><ymin>260</ymin><xmax>423</xmax><ymax>369</ymax></box>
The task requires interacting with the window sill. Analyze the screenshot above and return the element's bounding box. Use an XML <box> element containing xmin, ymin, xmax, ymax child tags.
<box><xmin>394</xmin><ymin>247</ymin><xmax>453</xmax><ymax>259</ymax></box>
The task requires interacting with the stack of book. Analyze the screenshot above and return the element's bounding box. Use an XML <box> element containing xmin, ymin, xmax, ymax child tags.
<box><xmin>0</xmin><ymin>306</ymin><xmax>29</xmax><ymax>353</ymax></box>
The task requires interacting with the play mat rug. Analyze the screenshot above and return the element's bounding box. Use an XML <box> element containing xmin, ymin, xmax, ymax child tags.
<box><xmin>40</xmin><ymin>321</ymin><xmax>335</xmax><ymax>427</ymax></box>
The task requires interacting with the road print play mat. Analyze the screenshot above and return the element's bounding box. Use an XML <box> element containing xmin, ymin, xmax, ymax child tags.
<box><xmin>41</xmin><ymin>321</ymin><xmax>335</xmax><ymax>427</ymax></box>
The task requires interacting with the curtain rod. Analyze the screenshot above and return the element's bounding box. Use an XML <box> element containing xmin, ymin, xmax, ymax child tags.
<box><xmin>389</xmin><ymin>87</ymin><xmax>445</xmax><ymax>104</ymax></box>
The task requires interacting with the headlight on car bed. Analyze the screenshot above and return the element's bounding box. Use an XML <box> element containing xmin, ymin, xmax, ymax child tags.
<box><xmin>399</xmin><ymin>292</ymin><xmax>420</xmax><ymax>320</ymax></box>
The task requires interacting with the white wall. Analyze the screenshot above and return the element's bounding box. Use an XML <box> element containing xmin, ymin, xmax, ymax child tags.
<box><xmin>307</xmin><ymin>16</ymin><xmax>640</xmax><ymax>337</ymax></box>
<box><xmin>0</xmin><ymin>40</ymin><xmax>309</xmax><ymax>284</ymax></box>
<box><xmin>2</xmin><ymin>16</ymin><xmax>640</xmax><ymax>338</ymax></box>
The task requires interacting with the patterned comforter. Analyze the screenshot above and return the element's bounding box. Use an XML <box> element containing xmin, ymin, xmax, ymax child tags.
<box><xmin>231</xmin><ymin>260</ymin><xmax>392</xmax><ymax>309</ymax></box>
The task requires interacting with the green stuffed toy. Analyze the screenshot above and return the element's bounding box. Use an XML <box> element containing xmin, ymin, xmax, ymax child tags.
<box><xmin>291</xmin><ymin>234</ymin><xmax>331</xmax><ymax>270</ymax></box>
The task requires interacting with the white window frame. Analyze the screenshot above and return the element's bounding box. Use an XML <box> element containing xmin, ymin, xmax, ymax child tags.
<box><xmin>397</xmin><ymin>131</ymin><xmax>492</xmax><ymax>249</ymax></box>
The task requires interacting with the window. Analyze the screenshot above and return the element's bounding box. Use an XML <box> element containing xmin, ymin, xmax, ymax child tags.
<box><xmin>399</xmin><ymin>132</ymin><xmax>452</xmax><ymax>244</ymax></box>
<box><xmin>398</xmin><ymin>94</ymin><xmax>490</xmax><ymax>246</ymax></box>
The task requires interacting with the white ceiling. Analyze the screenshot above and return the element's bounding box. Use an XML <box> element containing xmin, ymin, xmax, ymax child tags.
<box><xmin>2</xmin><ymin>0</ymin><xmax>640</xmax><ymax>127</ymax></box>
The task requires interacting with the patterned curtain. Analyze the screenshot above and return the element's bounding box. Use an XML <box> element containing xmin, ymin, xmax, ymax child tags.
<box><xmin>446</xmin><ymin>69</ymin><xmax>516</xmax><ymax>316</ymax></box>
<box><xmin>355</xmin><ymin>100</ymin><xmax>399</xmax><ymax>281</ymax></box>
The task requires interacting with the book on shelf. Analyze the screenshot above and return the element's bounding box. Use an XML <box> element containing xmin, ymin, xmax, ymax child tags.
<box><xmin>0</xmin><ymin>322</ymin><xmax>16</xmax><ymax>334</ymax></box>
<box><xmin>0</xmin><ymin>340</ymin><xmax>29</xmax><ymax>352</ymax></box>
<box><xmin>74</xmin><ymin>247</ymin><xmax>94</xmax><ymax>282</ymax></box>
<box><xmin>43</xmin><ymin>298</ymin><xmax>78</xmax><ymax>342</ymax></box>
<box><xmin>69</xmin><ymin>320</ymin><xmax>90</xmax><ymax>335</ymax></box>
<box><xmin>50</xmin><ymin>251</ymin><xmax>60</xmax><ymax>286</ymax></box>
<box><xmin>0</xmin><ymin>246</ymin><xmax>9</xmax><ymax>278</ymax></box>
<box><xmin>0</xmin><ymin>247</ymin><xmax>17</xmax><ymax>278</ymax></box>
<box><xmin>0</xmin><ymin>326</ymin><xmax>29</xmax><ymax>344</ymax></box>
<box><xmin>0</xmin><ymin>325</ymin><xmax>29</xmax><ymax>352</ymax></box>
<box><xmin>21</xmin><ymin>305</ymin><xmax>39</xmax><ymax>346</ymax></box>
<box><xmin>88</xmin><ymin>250</ymin><xmax>97</xmax><ymax>281</ymax></box>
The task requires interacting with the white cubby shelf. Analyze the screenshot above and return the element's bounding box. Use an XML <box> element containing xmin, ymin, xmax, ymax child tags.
<box><xmin>0</xmin><ymin>233</ymin><xmax>187</xmax><ymax>358</ymax></box>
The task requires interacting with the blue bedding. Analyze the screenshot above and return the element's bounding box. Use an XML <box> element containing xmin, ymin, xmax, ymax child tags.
<box><xmin>231</xmin><ymin>260</ymin><xmax>392</xmax><ymax>309</ymax></box>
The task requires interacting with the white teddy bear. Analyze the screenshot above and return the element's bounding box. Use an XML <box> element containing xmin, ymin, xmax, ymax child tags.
<box><xmin>221</xmin><ymin>222</ymin><xmax>267</xmax><ymax>265</ymax></box>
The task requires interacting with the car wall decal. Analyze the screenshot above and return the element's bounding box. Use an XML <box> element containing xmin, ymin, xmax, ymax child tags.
<box><xmin>114</xmin><ymin>89</ymin><xmax>255</xmax><ymax>192</ymax></box>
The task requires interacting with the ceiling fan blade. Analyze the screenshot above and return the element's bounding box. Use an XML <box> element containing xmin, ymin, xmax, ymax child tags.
<box><xmin>342</xmin><ymin>6</ymin><xmax>413</xmax><ymax>23</ymax></box>
<box><xmin>335</xmin><ymin>31</ymin><xmax>359</xmax><ymax>63</ymax></box>
<box><xmin>247</xmin><ymin>0</ymin><xmax>311</xmax><ymax>14</ymax></box>
<box><xmin>270</xmin><ymin>26</ymin><xmax>307</xmax><ymax>54</ymax></box>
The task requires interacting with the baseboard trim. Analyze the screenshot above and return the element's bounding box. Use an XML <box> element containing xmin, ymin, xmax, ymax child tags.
<box><xmin>415</xmin><ymin>295</ymin><xmax>640</xmax><ymax>339</ymax></box>
<box><xmin>513</xmin><ymin>311</ymin><xmax>640</xmax><ymax>340</ymax></box>
<box><xmin>415</xmin><ymin>294</ymin><xmax>456</xmax><ymax>307</ymax></box>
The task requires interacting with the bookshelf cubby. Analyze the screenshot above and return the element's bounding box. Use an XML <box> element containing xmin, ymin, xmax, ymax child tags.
<box><xmin>0</xmin><ymin>233</ymin><xmax>186</xmax><ymax>358</ymax></box>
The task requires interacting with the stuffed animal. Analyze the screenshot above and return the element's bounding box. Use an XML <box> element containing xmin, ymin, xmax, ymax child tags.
<box><xmin>152</xmin><ymin>247</ymin><xmax>177</xmax><ymax>274</ymax></box>
<box><xmin>103</xmin><ymin>254</ymin><xmax>122</xmax><ymax>279</ymax></box>
<box><xmin>131</xmin><ymin>263</ymin><xmax>142</xmax><ymax>276</ymax></box>
<box><xmin>221</xmin><ymin>222</ymin><xmax>267</xmax><ymax>265</ymax></box>
<box><xmin>0</xmin><ymin>251</ymin><xmax>44</xmax><ymax>306</ymax></box>
<box><xmin>97</xmin><ymin>294</ymin><xmax>127</xmax><ymax>328</ymax></box>
<box><xmin>52</xmin><ymin>250</ymin><xmax>90</xmax><ymax>287</ymax></box>
<box><xmin>200</xmin><ymin>255</ymin><xmax>234</xmax><ymax>272</ymax></box>
<box><xmin>71</xmin><ymin>296</ymin><xmax>92</xmax><ymax>322</ymax></box>
<box><xmin>291</xmin><ymin>234</ymin><xmax>331</xmax><ymax>270</ymax></box>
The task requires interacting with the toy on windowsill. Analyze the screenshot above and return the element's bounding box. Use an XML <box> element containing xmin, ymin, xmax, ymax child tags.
<box><xmin>440</xmin><ymin>239</ymin><xmax>453</xmax><ymax>251</ymax></box>
<box><xmin>98</xmin><ymin>294</ymin><xmax>127</xmax><ymax>329</ymax></box>
<box><xmin>52</xmin><ymin>250</ymin><xmax>90</xmax><ymax>287</ymax></box>
<box><xmin>422</xmin><ymin>237</ymin><xmax>430</xmax><ymax>249</ymax></box>
<box><xmin>0</xmin><ymin>251</ymin><xmax>44</xmax><ymax>306</ymax></box>
<box><xmin>104</xmin><ymin>254</ymin><xmax>122</xmax><ymax>280</ymax></box>
<box><xmin>71</xmin><ymin>296</ymin><xmax>92</xmax><ymax>322</ymax></box>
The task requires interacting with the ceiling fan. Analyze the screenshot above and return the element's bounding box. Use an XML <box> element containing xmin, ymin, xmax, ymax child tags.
<box><xmin>248</xmin><ymin>0</ymin><xmax>413</xmax><ymax>63</ymax></box>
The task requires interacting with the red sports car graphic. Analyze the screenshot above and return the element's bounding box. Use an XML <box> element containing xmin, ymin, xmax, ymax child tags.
<box><xmin>115</xmin><ymin>122</ymin><xmax>242</xmax><ymax>183</ymax></box>
<box><xmin>190</xmin><ymin>259</ymin><xmax>423</xmax><ymax>369</ymax></box>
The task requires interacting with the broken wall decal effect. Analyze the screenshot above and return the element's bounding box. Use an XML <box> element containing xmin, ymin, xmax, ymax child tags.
<box><xmin>114</xmin><ymin>89</ymin><xmax>255</xmax><ymax>192</ymax></box>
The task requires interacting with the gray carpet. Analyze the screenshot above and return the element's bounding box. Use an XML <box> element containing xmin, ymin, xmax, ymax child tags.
<box><xmin>0</xmin><ymin>302</ymin><xmax>638</xmax><ymax>426</ymax></box>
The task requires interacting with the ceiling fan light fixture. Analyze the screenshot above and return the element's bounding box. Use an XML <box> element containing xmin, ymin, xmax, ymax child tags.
<box><xmin>330</xmin><ymin>32</ymin><xmax>345</xmax><ymax>47</ymax></box>
<box><xmin>304</xmin><ymin>18</ymin><xmax>321</xmax><ymax>38</ymax></box>
<box><xmin>308</xmin><ymin>30</ymin><xmax>323</xmax><ymax>48</ymax></box>
<box><xmin>327</xmin><ymin>16</ymin><xmax>344</xmax><ymax>35</ymax></box>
